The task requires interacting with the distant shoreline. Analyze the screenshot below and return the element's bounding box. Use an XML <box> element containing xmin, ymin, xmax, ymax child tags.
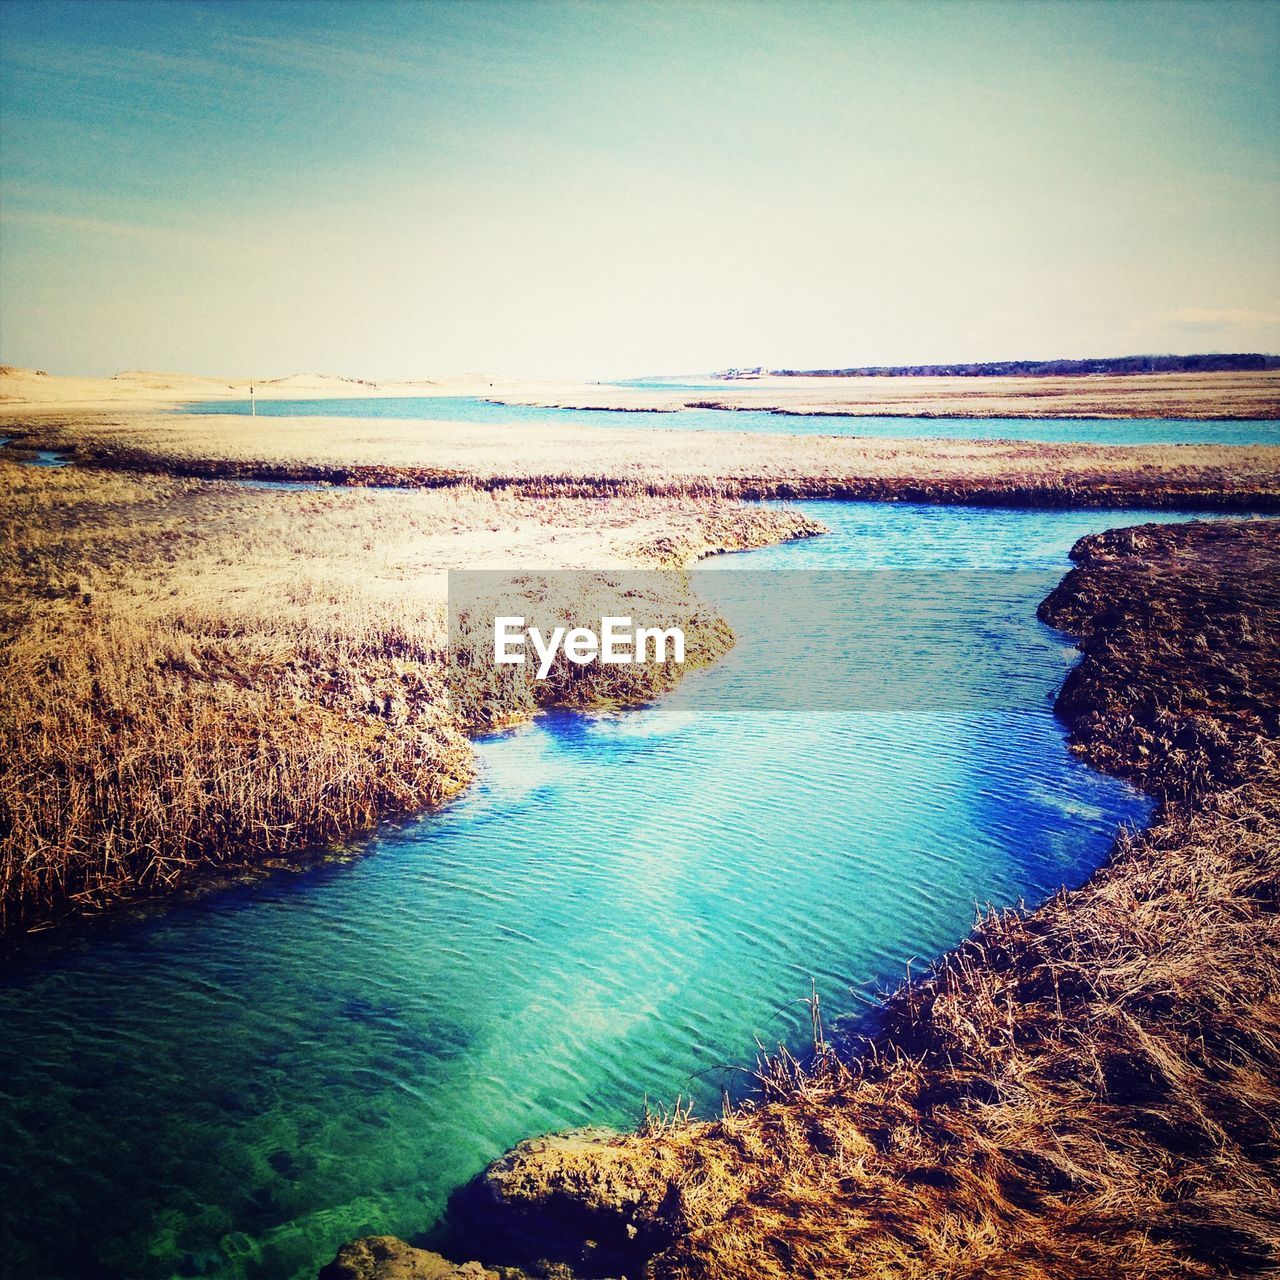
<box><xmin>490</xmin><ymin>369</ymin><xmax>1280</xmax><ymax>421</ymax></box>
<box><xmin>6</xmin><ymin>409</ymin><xmax>1280</xmax><ymax>511</ymax></box>
<box><xmin>4</xmin><ymin>366</ymin><xmax>1279</xmax><ymax>421</ymax></box>
<box><xmin>761</xmin><ymin>351</ymin><xmax>1280</xmax><ymax>378</ymax></box>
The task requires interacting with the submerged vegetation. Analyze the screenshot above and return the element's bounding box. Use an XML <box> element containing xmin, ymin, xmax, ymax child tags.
<box><xmin>425</xmin><ymin>519</ymin><xmax>1280</xmax><ymax>1280</ymax></box>
<box><xmin>0</xmin><ymin>461</ymin><xmax>818</xmax><ymax>934</ymax></box>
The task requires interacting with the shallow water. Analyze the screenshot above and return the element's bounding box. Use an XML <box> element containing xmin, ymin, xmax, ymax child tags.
<box><xmin>185</xmin><ymin>395</ymin><xmax>1280</xmax><ymax>446</ymax></box>
<box><xmin>0</xmin><ymin>439</ymin><xmax>70</xmax><ymax>467</ymax></box>
<box><xmin>24</xmin><ymin>449</ymin><xmax>71</xmax><ymax>467</ymax></box>
<box><xmin>226</xmin><ymin>477</ymin><xmax>336</xmax><ymax>491</ymax></box>
<box><xmin>0</xmin><ymin>503</ymin><xmax>1244</xmax><ymax>1280</ymax></box>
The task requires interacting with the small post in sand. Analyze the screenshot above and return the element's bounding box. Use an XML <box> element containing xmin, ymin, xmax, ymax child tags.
<box><xmin>250</xmin><ymin>384</ymin><xmax>256</xmax><ymax>416</ymax></box>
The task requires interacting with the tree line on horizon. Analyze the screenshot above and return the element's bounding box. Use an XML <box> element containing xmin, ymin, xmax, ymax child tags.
<box><xmin>762</xmin><ymin>353</ymin><xmax>1280</xmax><ymax>378</ymax></box>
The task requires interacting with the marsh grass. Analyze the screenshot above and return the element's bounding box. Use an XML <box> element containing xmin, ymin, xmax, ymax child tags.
<box><xmin>13</xmin><ymin>411</ymin><xmax>1280</xmax><ymax>510</ymax></box>
<box><xmin>446</xmin><ymin>571</ymin><xmax>735</xmax><ymax>730</ymax></box>
<box><xmin>0</xmin><ymin>461</ymin><xmax>819</xmax><ymax>933</ymax></box>
<box><xmin>503</xmin><ymin>367</ymin><xmax>1280</xmax><ymax>420</ymax></box>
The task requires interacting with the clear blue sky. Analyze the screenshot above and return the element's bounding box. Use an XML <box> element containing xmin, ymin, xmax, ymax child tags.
<box><xmin>1</xmin><ymin>0</ymin><xmax>1277</xmax><ymax>379</ymax></box>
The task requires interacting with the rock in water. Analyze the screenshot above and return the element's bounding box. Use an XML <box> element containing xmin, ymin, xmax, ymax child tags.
<box><xmin>445</xmin><ymin>1127</ymin><xmax>691</xmax><ymax>1277</ymax></box>
<box><xmin>317</xmin><ymin>1235</ymin><xmax>506</xmax><ymax>1280</ymax></box>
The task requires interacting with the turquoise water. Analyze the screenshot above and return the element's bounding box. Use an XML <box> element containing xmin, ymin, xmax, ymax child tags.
<box><xmin>0</xmin><ymin>503</ymin><xmax>1239</xmax><ymax>1280</ymax></box>
<box><xmin>184</xmin><ymin>395</ymin><xmax>1280</xmax><ymax>446</ymax></box>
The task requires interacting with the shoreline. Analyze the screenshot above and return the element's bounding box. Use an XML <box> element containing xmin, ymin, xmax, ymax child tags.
<box><xmin>3</xmin><ymin>366</ymin><xmax>1278</xmax><ymax>422</ymax></box>
<box><xmin>488</xmin><ymin>399</ymin><xmax>1280</xmax><ymax>423</ymax></box>
<box><xmin>486</xmin><ymin>368</ymin><xmax>1280</xmax><ymax>421</ymax></box>
<box><xmin>8</xmin><ymin>413</ymin><xmax>1280</xmax><ymax>512</ymax></box>
<box><xmin>0</xmin><ymin>460</ymin><xmax>823</xmax><ymax>940</ymax></box>
<box><xmin>360</xmin><ymin>517</ymin><xmax>1276</xmax><ymax>1280</ymax></box>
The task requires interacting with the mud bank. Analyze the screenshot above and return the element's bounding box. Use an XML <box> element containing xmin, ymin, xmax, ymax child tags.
<box><xmin>335</xmin><ymin>518</ymin><xmax>1280</xmax><ymax>1280</ymax></box>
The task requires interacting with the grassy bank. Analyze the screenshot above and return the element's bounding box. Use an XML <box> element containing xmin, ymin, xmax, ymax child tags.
<box><xmin>421</xmin><ymin>518</ymin><xmax>1280</xmax><ymax>1280</ymax></box>
<box><xmin>493</xmin><ymin>368</ymin><xmax>1280</xmax><ymax>419</ymax></box>
<box><xmin>0</xmin><ymin>461</ymin><xmax>819</xmax><ymax>936</ymax></box>
<box><xmin>8</xmin><ymin>412</ymin><xmax>1280</xmax><ymax>510</ymax></box>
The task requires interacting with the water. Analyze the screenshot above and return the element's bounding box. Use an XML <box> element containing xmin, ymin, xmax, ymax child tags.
<box><xmin>604</xmin><ymin>376</ymin><xmax>740</xmax><ymax>391</ymax></box>
<box><xmin>226</xmin><ymin>478</ymin><xmax>338</xmax><ymax>491</ymax></box>
<box><xmin>0</xmin><ymin>439</ymin><xmax>71</xmax><ymax>467</ymax></box>
<box><xmin>0</xmin><ymin>503</ymin><xmax>1242</xmax><ymax>1280</ymax></box>
<box><xmin>183</xmin><ymin>396</ymin><xmax>1280</xmax><ymax>446</ymax></box>
<box><xmin>25</xmin><ymin>449</ymin><xmax>71</xmax><ymax>468</ymax></box>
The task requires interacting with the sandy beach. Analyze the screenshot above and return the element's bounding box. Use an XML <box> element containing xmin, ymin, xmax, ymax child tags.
<box><xmin>0</xmin><ymin>366</ymin><xmax>524</xmax><ymax>411</ymax></box>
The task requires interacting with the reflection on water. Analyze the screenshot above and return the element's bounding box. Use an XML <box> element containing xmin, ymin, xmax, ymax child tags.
<box><xmin>0</xmin><ymin>503</ymin><xmax>1238</xmax><ymax>1280</ymax></box>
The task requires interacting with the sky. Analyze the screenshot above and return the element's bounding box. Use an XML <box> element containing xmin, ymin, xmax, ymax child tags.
<box><xmin>0</xmin><ymin>0</ymin><xmax>1278</xmax><ymax>380</ymax></box>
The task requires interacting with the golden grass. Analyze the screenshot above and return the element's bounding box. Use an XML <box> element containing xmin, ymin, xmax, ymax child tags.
<box><xmin>444</xmin><ymin>519</ymin><xmax>1280</xmax><ymax>1280</ymax></box>
<box><xmin>4</xmin><ymin>367</ymin><xmax>1275</xmax><ymax>419</ymax></box>
<box><xmin>9</xmin><ymin>411</ymin><xmax>1280</xmax><ymax>510</ymax></box>
<box><xmin>0</xmin><ymin>461</ymin><xmax>819</xmax><ymax>934</ymax></box>
<box><xmin>496</xmin><ymin>368</ymin><xmax>1280</xmax><ymax>420</ymax></box>
<box><xmin>446</xmin><ymin>573</ymin><xmax>736</xmax><ymax>732</ymax></box>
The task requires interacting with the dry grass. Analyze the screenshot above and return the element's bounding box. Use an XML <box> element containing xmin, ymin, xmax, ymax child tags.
<box><xmin>447</xmin><ymin>519</ymin><xmax>1280</xmax><ymax>1280</ymax></box>
<box><xmin>4</xmin><ymin>367</ymin><xmax>1276</xmax><ymax>419</ymax></box>
<box><xmin>446</xmin><ymin>573</ymin><xmax>737</xmax><ymax>732</ymax></box>
<box><xmin>9</xmin><ymin>411</ymin><xmax>1280</xmax><ymax>510</ymax></box>
<box><xmin>497</xmin><ymin>369</ymin><xmax>1280</xmax><ymax>420</ymax></box>
<box><xmin>0</xmin><ymin>461</ymin><xmax>818</xmax><ymax>934</ymax></box>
